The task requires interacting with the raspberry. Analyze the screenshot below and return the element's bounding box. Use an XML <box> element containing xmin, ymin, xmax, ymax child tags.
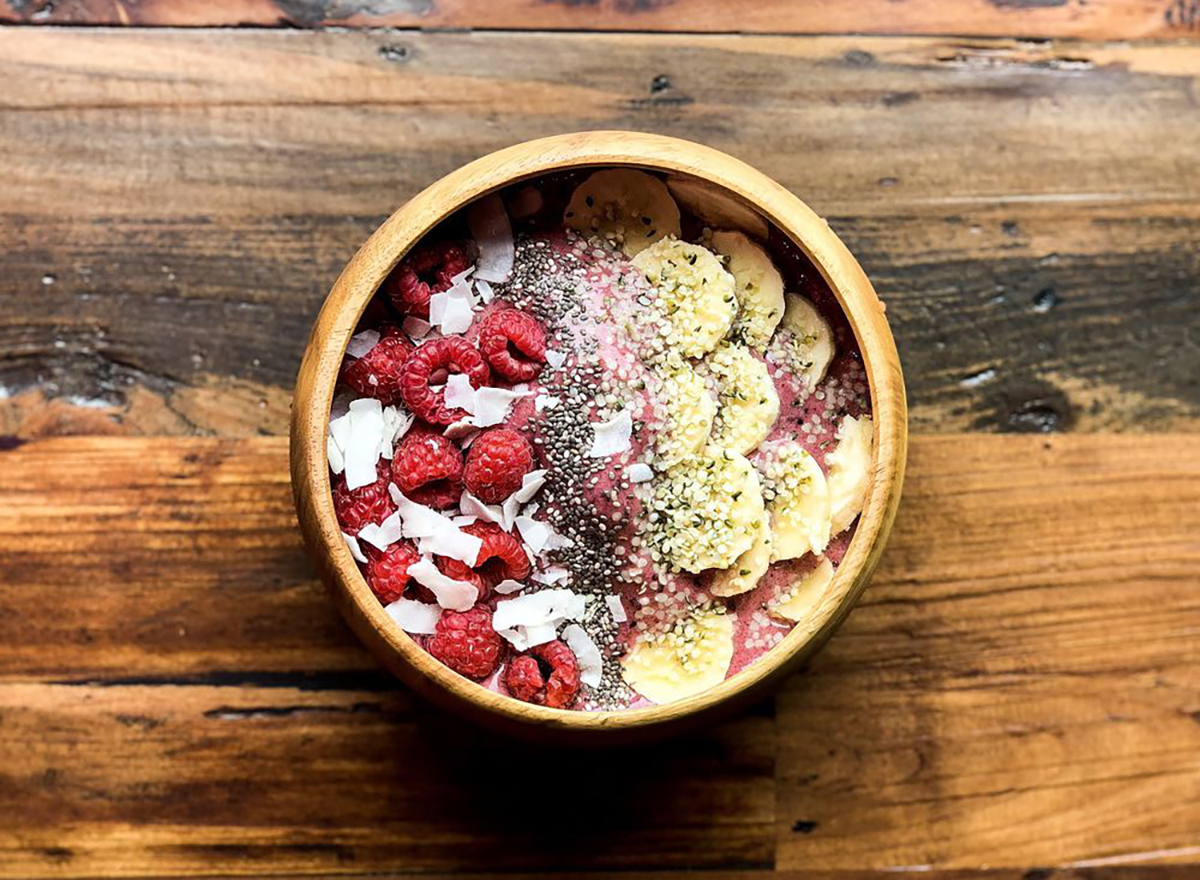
<box><xmin>391</xmin><ymin>423</ymin><xmax>463</xmax><ymax>509</ymax></box>
<box><xmin>386</xmin><ymin>241</ymin><xmax>471</xmax><ymax>319</ymax></box>
<box><xmin>339</xmin><ymin>325</ymin><xmax>414</xmax><ymax>405</ymax></box>
<box><xmin>463</xmin><ymin>428</ymin><xmax>533</xmax><ymax>503</ymax></box>
<box><xmin>463</xmin><ymin>521</ymin><xmax>532</xmax><ymax>586</ymax></box>
<box><xmin>504</xmin><ymin>640</ymin><xmax>580</xmax><ymax>709</ymax></box>
<box><xmin>400</xmin><ymin>336</ymin><xmax>491</xmax><ymax>426</ymax></box>
<box><xmin>435</xmin><ymin>557</ymin><xmax>488</xmax><ymax>602</ymax></box>
<box><xmin>364</xmin><ymin>541</ymin><xmax>420</xmax><ymax>605</ymax></box>
<box><xmin>428</xmin><ymin>606</ymin><xmax>504</xmax><ymax>680</ymax></box>
<box><xmin>477</xmin><ymin>309</ymin><xmax>547</xmax><ymax>382</ymax></box>
<box><xmin>331</xmin><ymin>459</ymin><xmax>395</xmax><ymax>535</ymax></box>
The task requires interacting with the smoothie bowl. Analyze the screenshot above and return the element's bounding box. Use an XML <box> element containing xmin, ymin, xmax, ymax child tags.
<box><xmin>291</xmin><ymin>132</ymin><xmax>906</xmax><ymax>743</ymax></box>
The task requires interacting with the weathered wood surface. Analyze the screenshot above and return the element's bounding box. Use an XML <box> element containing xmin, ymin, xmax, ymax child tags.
<box><xmin>2</xmin><ymin>0</ymin><xmax>1199</xmax><ymax>40</ymax></box>
<box><xmin>0</xmin><ymin>434</ymin><xmax>1196</xmax><ymax>875</ymax></box>
<box><xmin>1</xmin><ymin>31</ymin><xmax>1198</xmax><ymax>439</ymax></box>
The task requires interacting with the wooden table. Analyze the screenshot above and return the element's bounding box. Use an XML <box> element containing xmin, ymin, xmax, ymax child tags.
<box><xmin>1</xmin><ymin>2</ymin><xmax>1198</xmax><ymax>876</ymax></box>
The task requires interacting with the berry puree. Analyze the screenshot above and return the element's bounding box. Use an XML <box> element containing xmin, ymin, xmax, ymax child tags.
<box><xmin>327</xmin><ymin>169</ymin><xmax>874</xmax><ymax>711</ymax></box>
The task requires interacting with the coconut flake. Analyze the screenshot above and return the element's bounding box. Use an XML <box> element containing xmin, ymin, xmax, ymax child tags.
<box><xmin>475</xmin><ymin>278</ymin><xmax>494</xmax><ymax>303</ymax></box>
<box><xmin>357</xmin><ymin>509</ymin><xmax>403</xmax><ymax>551</ymax></box>
<box><xmin>402</xmin><ymin>316</ymin><xmax>433</xmax><ymax>342</ymax></box>
<box><xmin>385</xmin><ymin>598</ymin><xmax>441</xmax><ymax>634</ymax></box>
<box><xmin>494</xmin><ymin>578</ymin><xmax>526</xmax><ymax>595</ymax></box>
<box><xmin>407</xmin><ymin>558</ymin><xmax>479</xmax><ymax>611</ymax></box>
<box><xmin>532</xmin><ymin>566</ymin><xmax>569</xmax><ymax>586</ymax></box>
<box><xmin>390</xmin><ymin>488</ymin><xmax>482</xmax><ymax>565</ymax></box>
<box><xmin>451</xmin><ymin>515</ymin><xmax>477</xmax><ymax>527</ymax></box>
<box><xmin>443</xmin><ymin>374</ymin><xmax>477</xmax><ymax>415</ymax></box>
<box><xmin>468</xmin><ymin>194</ymin><xmax>514</xmax><ymax>283</ymax></box>
<box><xmin>515</xmin><ymin>516</ymin><xmax>552</xmax><ymax>555</ymax></box>
<box><xmin>343</xmin><ymin>398</ymin><xmax>387</xmax><ymax>490</ymax></box>
<box><xmin>605</xmin><ymin>594</ymin><xmax>628</xmax><ymax>623</ymax></box>
<box><xmin>345</xmin><ymin>329</ymin><xmax>380</xmax><ymax>359</ymax></box>
<box><xmin>513</xmin><ymin>469</ymin><xmax>548</xmax><ymax>504</ymax></box>
<box><xmin>545</xmin><ymin>350</ymin><xmax>566</xmax><ymax>369</ymax></box>
<box><xmin>417</xmin><ymin>527</ymin><xmax>484</xmax><ymax>565</ymax></box>
<box><xmin>430</xmin><ymin>279</ymin><xmax>476</xmax><ymax>335</ymax></box>
<box><xmin>501</xmin><ymin>495</ymin><xmax>522</xmax><ymax>531</ymax></box>
<box><xmin>379</xmin><ymin>405</ymin><xmax>411</xmax><ymax>459</ymax></box>
<box><xmin>562</xmin><ymin>624</ymin><xmax>603</xmax><ymax>687</ymax></box>
<box><xmin>461</xmin><ymin>491</ymin><xmax>508</xmax><ymax>530</ymax></box>
<box><xmin>588</xmin><ymin>409</ymin><xmax>633</xmax><ymax>458</ymax></box>
<box><xmin>342</xmin><ymin>531</ymin><xmax>367</xmax><ymax>563</ymax></box>
<box><xmin>626</xmin><ymin>462</ymin><xmax>654</xmax><ymax>483</ymax></box>
<box><xmin>472</xmin><ymin>387</ymin><xmax>530</xmax><ymax>427</ymax></box>
<box><xmin>330</xmin><ymin>390</ymin><xmax>356</xmax><ymax>420</ymax></box>
<box><xmin>522</xmin><ymin>623</ymin><xmax>559</xmax><ymax>648</ymax></box>
<box><xmin>493</xmin><ymin>588</ymin><xmax>587</xmax><ymax>631</ymax></box>
<box><xmin>327</xmin><ymin>435</ymin><xmax>346</xmax><ymax>474</ymax></box>
<box><xmin>534</xmin><ymin>394</ymin><xmax>560</xmax><ymax>413</ymax></box>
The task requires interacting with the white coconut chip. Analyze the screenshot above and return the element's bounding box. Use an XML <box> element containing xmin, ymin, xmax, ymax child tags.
<box><xmin>460</xmin><ymin>491</ymin><xmax>508</xmax><ymax>530</ymax></box>
<box><xmin>443</xmin><ymin>374</ymin><xmax>477</xmax><ymax>415</ymax></box>
<box><xmin>472</xmin><ymin>386</ymin><xmax>530</xmax><ymax>427</ymax></box>
<box><xmin>513</xmin><ymin>469</ymin><xmax>548</xmax><ymax>504</ymax></box>
<box><xmin>357</xmin><ymin>509</ymin><xmax>403</xmax><ymax>551</ymax></box>
<box><xmin>588</xmin><ymin>409</ymin><xmax>633</xmax><ymax>458</ymax></box>
<box><xmin>389</xmin><ymin>488</ymin><xmax>482</xmax><ymax>562</ymax></box>
<box><xmin>402</xmin><ymin>315</ymin><xmax>433</xmax><ymax>342</ymax></box>
<box><xmin>534</xmin><ymin>394</ymin><xmax>560</xmax><ymax>412</ymax></box>
<box><xmin>475</xmin><ymin>278</ymin><xmax>494</xmax><ymax>303</ymax></box>
<box><xmin>385</xmin><ymin>598</ymin><xmax>441</xmax><ymax>634</ymax></box>
<box><xmin>515</xmin><ymin>516</ymin><xmax>574</xmax><ymax>555</ymax></box>
<box><xmin>626</xmin><ymin>462</ymin><xmax>654</xmax><ymax>483</ymax></box>
<box><xmin>343</xmin><ymin>398</ymin><xmax>387</xmax><ymax>490</ymax></box>
<box><xmin>532</xmin><ymin>566</ymin><xmax>569</xmax><ymax>586</ymax></box>
<box><xmin>521</xmin><ymin>623</ymin><xmax>559</xmax><ymax>648</ymax></box>
<box><xmin>468</xmin><ymin>194</ymin><xmax>514</xmax><ymax>283</ymax></box>
<box><xmin>379</xmin><ymin>405</ymin><xmax>411</xmax><ymax>459</ymax></box>
<box><xmin>407</xmin><ymin>558</ymin><xmax>479</xmax><ymax>611</ymax></box>
<box><xmin>562</xmin><ymin>624</ymin><xmax>603</xmax><ymax>687</ymax></box>
<box><xmin>429</xmin><ymin>278</ymin><xmax>476</xmax><ymax>335</ymax></box>
<box><xmin>327</xmin><ymin>436</ymin><xmax>346</xmax><ymax>475</ymax></box>
<box><xmin>345</xmin><ymin>329</ymin><xmax>380</xmax><ymax>359</ymax></box>
<box><xmin>451</xmin><ymin>515</ymin><xmax>477</xmax><ymax>527</ymax></box>
<box><xmin>330</xmin><ymin>390</ymin><xmax>356</xmax><ymax>421</ymax></box>
<box><xmin>605</xmin><ymin>594</ymin><xmax>628</xmax><ymax>623</ymax></box>
<box><xmin>494</xmin><ymin>578</ymin><xmax>526</xmax><ymax>595</ymax></box>
<box><xmin>494</xmin><ymin>588</ymin><xmax>587</xmax><ymax>630</ymax></box>
<box><xmin>342</xmin><ymin>531</ymin><xmax>367</xmax><ymax>562</ymax></box>
<box><xmin>418</xmin><ymin>527</ymin><xmax>484</xmax><ymax>565</ymax></box>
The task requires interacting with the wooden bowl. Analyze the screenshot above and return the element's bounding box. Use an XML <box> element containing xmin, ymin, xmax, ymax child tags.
<box><xmin>291</xmin><ymin>132</ymin><xmax>907</xmax><ymax>745</ymax></box>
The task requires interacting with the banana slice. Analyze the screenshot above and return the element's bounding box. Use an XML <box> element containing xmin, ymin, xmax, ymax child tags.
<box><xmin>632</xmin><ymin>238</ymin><xmax>737</xmax><ymax>358</ymax></box>
<box><xmin>564</xmin><ymin>169</ymin><xmax>681</xmax><ymax>257</ymax></box>
<box><xmin>666</xmin><ymin>177</ymin><xmax>770</xmax><ymax>241</ymax></box>
<box><xmin>769</xmin><ymin>556</ymin><xmax>835</xmax><ymax>623</ymax></box>
<box><xmin>710</xmin><ymin>231</ymin><xmax>785</xmax><ymax>353</ymax></box>
<box><xmin>771</xmin><ymin>294</ymin><xmax>835</xmax><ymax>390</ymax></box>
<box><xmin>622</xmin><ymin>606</ymin><xmax>735</xmax><ymax>704</ymax></box>
<box><xmin>647</xmin><ymin>448</ymin><xmax>766</xmax><ymax>573</ymax></box>
<box><xmin>710</xmin><ymin>519</ymin><xmax>772</xmax><ymax>598</ymax></box>
<box><xmin>654</xmin><ymin>362</ymin><xmax>716</xmax><ymax>466</ymax></box>
<box><xmin>704</xmin><ymin>342</ymin><xmax>780</xmax><ymax>455</ymax></box>
<box><xmin>760</xmin><ymin>441</ymin><xmax>832</xmax><ymax>561</ymax></box>
<box><xmin>828</xmin><ymin>415</ymin><xmax>874</xmax><ymax>535</ymax></box>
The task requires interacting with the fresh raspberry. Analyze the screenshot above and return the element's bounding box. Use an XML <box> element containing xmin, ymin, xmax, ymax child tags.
<box><xmin>463</xmin><ymin>521</ymin><xmax>532</xmax><ymax>586</ymax></box>
<box><xmin>504</xmin><ymin>640</ymin><xmax>581</xmax><ymax>709</ymax></box>
<box><xmin>463</xmin><ymin>428</ymin><xmax>533</xmax><ymax>503</ymax></box>
<box><xmin>428</xmin><ymin>606</ymin><xmax>504</xmax><ymax>680</ymax></box>
<box><xmin>400</xmin><ymin>336</ymin><xmax>491</xmax><ymax>426</ymax></box>
<box><xmin>364</xmin><ymin>540</ymin><xmax>420</xmax><ymax>605</ymax></box>
<box><xmin>331</xmin><ymin>459</ymin><xmax>395</xmax><ymax>535</ymax></box>
<box><xmin>435</xmin><ymin>557</ymin><xmax>488</xmax><ymax>602</ymax></box>
<box><xmin>339</xmin><ymin>325</ymin><xmax>415</xmax><ymax>405</ymax></box>
<box><xmin>386</xmin><ymin>241</ymin><xmax>471</xmax><ymax>319</ymax></box>
<box><xmin>391</xmin><ymin>423</ymin><xmax>463</xmax><ymax>509</ymax></box>
<box><xmin>477</xmin><ymin>309</ymin><xmax>547</xmax><ymax>382</ymax></box>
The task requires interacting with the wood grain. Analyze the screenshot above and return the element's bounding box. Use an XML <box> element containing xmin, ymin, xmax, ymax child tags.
<box><xmin>1</xmin><ymin>30</ymin><xmax>1198</xmax><ymax>438</ymax></box>
<box><xmin>1</xmin><ymin>0</ymin><xmax>1198</xmax><ymax>40</ymax></box>
<box><xmin>0</xmin><ymin>433</ymin><xmax>1196</xmax><ymax>874</ymax></box>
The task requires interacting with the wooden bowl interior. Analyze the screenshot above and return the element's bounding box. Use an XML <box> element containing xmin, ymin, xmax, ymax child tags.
<box><xmin>290</xmin><ymin>132</ymin><xmax>907</xmax><ymax>743</ymax></box>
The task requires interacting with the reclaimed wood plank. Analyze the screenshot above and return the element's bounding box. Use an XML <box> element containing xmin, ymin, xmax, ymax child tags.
<box><xmin>1</xmin><ymin>31</ymin><xmax>1197</xmax><ymax>437</ymax></box>
<box><xmin>0</xmin><ymin>0</ymin><xmax>1197</xmax><ymax>41</ymax></box>
<box><xmin>0</xmin><ymin>434</ymin><xmax>1196</xmax><ymax>875</ymax></box>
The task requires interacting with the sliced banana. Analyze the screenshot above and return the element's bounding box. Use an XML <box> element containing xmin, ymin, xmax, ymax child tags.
<box><xmin>621</xmin><ymin>606</ymin><xmax>735</xmax><ymax>704</ymax></box>
<box><xmin>710</xmin><ymin>518</ymin><xmax>772</xmax><ymax>598</ymax></box>
<box><xmin>769</xmin><ymin>556</ymin><xmax>835</xmax><ymax>623</ymax></box>
<box><xmin>666</xmin><ymin>177</ymin><xmax>770</xmax><ymax>241</ymax></box>
<box><xmin>647</xmin><ymin>448</ymin><xmax>765</xmax><ymax>573</ymax></box>
<box><xmin>710</xmin><ymin>231</ymin><xmax>785</xmax><ymax>353</ymax></box>
<box><xmin>704</xmin><ymin>342</ymin><xmax>780</xmax><ymax>455</ymax></box>
<box><xmin>564</xmin><ymin>169</ymin><xmax>681</xmax><ymax>257</ymax></box>
<box><xmin>654</xmin><ymin>362</ymin><xmax>716</xmax><ymax>467</ymax></box>
<box><xmin>770</xmin><ymin>293</ymin><xmax>835</xmax><ymax>391</ymax></box>
<box><xmin>760</xmin><ymin>441</ymin><xmax>832</xmax><ymax>562</ymax></box>
<box><xmin>828</xmin><ymin>415</ymin><xmax>874</xmax><ymax>535</ymax></box>
<box><xmin>632</xmin><ymin>238</ymin><xmax>737</xmax><ymax>358</ymax></box>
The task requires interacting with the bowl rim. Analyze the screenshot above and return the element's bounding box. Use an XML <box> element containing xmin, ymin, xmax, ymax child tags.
<box><xmin>290</xmin><ymin>131</ymin><xmax>907</xmax><ymax>736</ymax></box>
